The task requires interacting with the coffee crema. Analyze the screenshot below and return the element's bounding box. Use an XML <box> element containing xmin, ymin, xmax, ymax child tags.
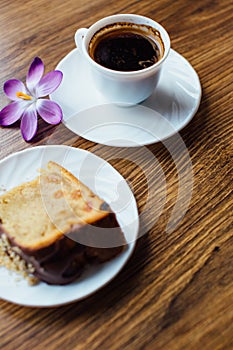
<box><xmin>89</xmin><ymin>22</ymin><xmax>164</xmax><ymax>72</ymax></box>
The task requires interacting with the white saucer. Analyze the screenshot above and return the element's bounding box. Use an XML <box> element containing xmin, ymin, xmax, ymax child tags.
<box><xmin>0</xmin><ymin>146</ymin><xmax>139</xmax><ymax>307</ymax></box>
<box><xmin>51</xmin><ymin>48</ymin><xmax>201</xmax><ymax>147</ymax></box>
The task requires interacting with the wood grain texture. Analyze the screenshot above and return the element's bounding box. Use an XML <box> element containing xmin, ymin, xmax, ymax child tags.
<box><xmin>0</xmin><ymin>0</ymin><xmax>232</xmax><ymax>349</ymax></box>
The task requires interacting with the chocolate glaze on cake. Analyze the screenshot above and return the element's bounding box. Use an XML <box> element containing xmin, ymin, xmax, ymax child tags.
<box><xmin>0</xmin><ymin>213</ymin><xmax>125</xmax><ymax>285</ymax></box>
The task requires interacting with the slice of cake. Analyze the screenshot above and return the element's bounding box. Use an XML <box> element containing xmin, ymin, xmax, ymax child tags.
<box><xmin>0</xmin><ymin>161</ymin><xmax>126</xmax><ymax>285</ymax></box>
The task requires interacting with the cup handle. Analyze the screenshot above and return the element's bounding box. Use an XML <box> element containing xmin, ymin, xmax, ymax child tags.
<box><xmin>75</xmin><ymin>28</ymin><xmax>88</xmax><ymax>50</ymax></box>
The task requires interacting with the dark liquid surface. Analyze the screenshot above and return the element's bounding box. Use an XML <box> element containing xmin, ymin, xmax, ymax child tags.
<box><xmin>92</xmin><ymin>31</ymin><xmax>160</xmax><ymax>71</ymax></box>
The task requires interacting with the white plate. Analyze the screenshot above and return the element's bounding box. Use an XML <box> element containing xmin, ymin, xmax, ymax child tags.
<box><xmin>0</xmin><ymin>145</ymin><xmax>139</xmax><ymax>307</ymax></box>
<box><xmin>51</xmin><ymin>48</ymin><xmax>201</xmax><ymax>147</ymax></box>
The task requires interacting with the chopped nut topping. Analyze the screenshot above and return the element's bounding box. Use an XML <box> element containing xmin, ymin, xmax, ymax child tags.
<box><xmin>0</xmin><ymin>235</ymin><xmax>38</xmax><ymax>285</ymax></box>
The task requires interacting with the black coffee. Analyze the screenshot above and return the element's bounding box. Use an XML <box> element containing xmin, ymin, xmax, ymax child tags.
<box><xmin>89</xmin><ymin>24</ymin><xmax>162</xmax><ymax>72</ymax></box>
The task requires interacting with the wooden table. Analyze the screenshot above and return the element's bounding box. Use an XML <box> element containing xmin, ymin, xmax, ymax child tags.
<box><xmin>0</xmin><ymin>0</ymin><xmax>232</xmax><ymax>349</ymax></box>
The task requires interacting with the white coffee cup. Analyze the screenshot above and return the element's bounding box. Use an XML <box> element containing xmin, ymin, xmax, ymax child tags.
<box><xmin>75</xmin><ymin>14</ymin><xmax>170</xmax><ymax>105</ymax></box>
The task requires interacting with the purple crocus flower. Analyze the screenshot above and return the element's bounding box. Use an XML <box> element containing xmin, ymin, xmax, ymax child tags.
<box><xmin>0</xmin><ymin>57</ymin><xmax>63</xmax><ymax>141</ymax></box>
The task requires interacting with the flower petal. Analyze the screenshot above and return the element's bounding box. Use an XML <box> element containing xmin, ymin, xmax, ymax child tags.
<box><xmin>4</xmin><ymin>79</ymin><xmax>27</xmax><ymax>101</ymax></box>
<box><xmin>20</xmin><ymin>105</ymin><xmax>38</xmax><ymax>141</ymax></box>
<box><xmin>36</xmin><ymin>99</ymin><xmax>63</xmax><ymax>124</ymax></box>
<box><xmin>26</xmin><ymin>57</ymin><xmax>44</xmax><ymax>94</ymax></box>
<box><xmin>0</xmin><ymin>101</ymin><xmax>27</xmax><ymax>125</ymax></box>
<box><xmin>35</xmin><ymin>71</ymin><xmax>63</xmax><ymax>97</ymax></box>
